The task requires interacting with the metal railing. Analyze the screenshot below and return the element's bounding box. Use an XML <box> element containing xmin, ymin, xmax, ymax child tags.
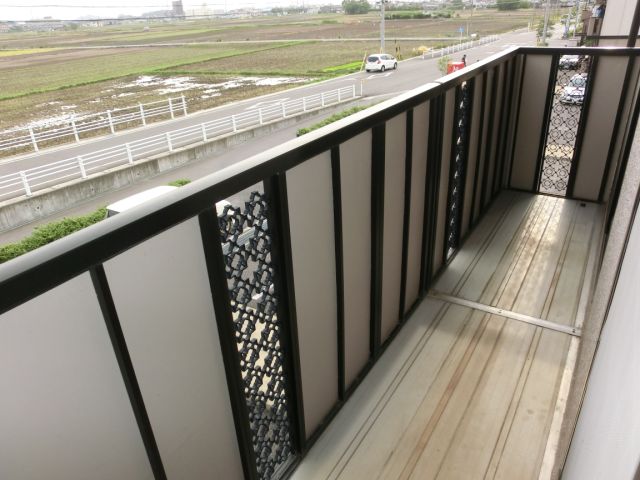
<box><xmin>423</xmin><ymin>34</ymin><xmax>499</xmax><ymax>59</ymax></box>
<box><xmin>0</xmin><ymin>96</ymin><xmax>187</xmax><ymax>156</ymax></box>
<box><xmin>1</xmin><ymin>46</ymin><xmax>638</xmax><ymax>480</ymax></box>
<box><xmin>0</xmin><ymin>85</ymin><xmax>359</xmax><ymax>201</ymax></box>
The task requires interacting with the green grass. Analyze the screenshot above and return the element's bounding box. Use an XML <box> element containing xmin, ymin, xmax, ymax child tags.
<box><xmin>322</xmin><ymin>60</ymin><xmax>363</xmax><ymax>73</ymax></box>
<box><xmin>0</xmin><ymin>43</ymin><xmax>294</xmax><ymax>100</ymax></box>
<box><xmin>297</xmin><ymin>105</ymin><xmax>371</xmax><ymax>136</ymax></box>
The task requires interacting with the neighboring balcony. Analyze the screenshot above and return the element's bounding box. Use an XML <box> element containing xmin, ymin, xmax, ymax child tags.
<box><xmin>1</xmin><ymin>46</ymin><xmax>639</xmax><ymax>480</ymax></box>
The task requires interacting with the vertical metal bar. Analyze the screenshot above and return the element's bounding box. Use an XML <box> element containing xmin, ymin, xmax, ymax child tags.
<box><xmin>89</xmin><ymin>265</ymin><xmax>167</xmax><ymax>480</ymax></box>
<box><xmin>28</xmin><ymin>126</ymin><xmax>39</xmax><ymax>152</ymax></box>
<box><xmin>330</xmin><ymin>146</ymin><xmax>346</xmax><ymax>401</ymax></box>
<box><xmin>107</xmin><ymin>110</ymin><xmax>115</xmax><ymax>134</ymax></box>
<box><xmin>352</xmin><ymin>84</ymin><xmax>356</xmax><ymax>98</ymax></box>
<box><xmin>302</xmin><ymin>97</ymin><xmax>307</xmax><ymax>112</ymax></box>
<box><xmin>169</xmin><ymin>98</ymin><xmax>174</xmax><ymax>119</ymax></box>
<box><xmin>201</xmin><ymin>124</ymin><xmax>208</xmax><ymax>142</ymax></box>
<box><xmin>139</xmin><ymin>104</ymin><xmax>146</xmax><ymax>126</ymax></box>
<box><xmin>258</xmin><ymin>109</ymin><xmax>263</xmax><ymax>125</ymax></box>
<box><xmin>282</xmin><ymin>103</ymin><xmax>287</xmax><ymax>118</ymax></box>
<box><xmin>19</xmin><ymin>171</ymin><xmax>32</xmax><ymax>197</ymax></box>
<box><xmin>231</xmin><ymin>115</ymin><xmax>237</xmax><ymax>132</ymax></box>
<box><xmin>72</xmin><ymin>118</ymin><xmax>80</xmax><ymax>142</ymax></box>
<box><xmin>263</xmin><ymin>174</ymin><xmax>307</xmax><ymax>453</ymax></box>
<box><xmin>321</xmin><ymin>92</ymin><xmax>325</xmax><ymax>107</ymax></box>
<box><xmin>399</xmin><ymin>110</ymin><xmax>413</xmax><ymax>321</ymax></box>
<box><xmin>338</xmin><ymin>89</ymin><xmax>342</xmax><ymax>103</ymax></box>
<box><xmin>421</xmin><ymin>95</ymin><xmax>444</xmax><ymax>293</ymax></box>
<box><xmin>166</xmin><ymin>132</ymin><xmax>173</xmax><ymax>152</ymax></box>
<box><xmin>470</xmin><ymin>71</ymin><xmax>488</xmax><ymax>232</ymax></box>
<box><xmin>181</xmin><ymin>95</ymin><xmax>187</xmax><ymax>115</ymax></box>
<box><xmin>370</xmin><ymin>124</ymin><xmax>385</xmax><ymax>358</ymax></box>
<box><xmin>567</xmin><ymin>56</ymin><xmax>599</xmax><ymax>198</ymax></box>
<box><xmin>533</xmin><ymin>54</ymin><xmax>560</xmax><ymax>193</ymax></box>
<box><xmin>599</xmin><ymin>57</ymin><xmax>636</xmax><ymax>203</ymax></box>
<box><xmin>492</xmin><ymin>63</ymin><xmax>509</xmax><ymax>197</ymax></box>
<box><xmin>480</xmin><ymin>67</ymin><xmax>498</xmax><ymax>210</ymax></box>
<box><xmin>126</xmin><ymin>143</ymin><xmax>134</xmax><ymax>164</ymax></box>
<box><xmin>498</xmin><ymin>59</ymin><xmax>517</xmax><ymax>190</ymax></box>
<box><xmin>627</xmin><ymin>0</ymin><xmax>640</xmax><ymax>47</ymax></box>
<box><xmin>197</xmin><ymin>211</ymin><xmax>259</xmax><ymax>480</ymax></box>
<box><xmin>77</xmin><ymin>156</ymin><xmax>87</xmax><ymax>178</ymax></box>
<box><xmin>508</xmin><ymin>54</ymin><xmax>527</xmax><ymax>188</ymax></box>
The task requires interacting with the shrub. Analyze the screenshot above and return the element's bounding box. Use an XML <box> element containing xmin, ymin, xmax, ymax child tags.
<box><xmin>167</xmin><ymin>179</ymin><xmax>191</xmax><ymax>187</ymax></box>
<box><xmin>297</xmin><ymin>105</ymin><xmax>370</xmax><ymax>136</ymax></box>
<box><xmin>0</xmin><ymin>207</ymin><xmax>107</xmax><ymax>264</ymax></box>
<box><xmin>438</xmin><ymin>55</ymin><xmax>452</xmax><ymax>75</ymax></box>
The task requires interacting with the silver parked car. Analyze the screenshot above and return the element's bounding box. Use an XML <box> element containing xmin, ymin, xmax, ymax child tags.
<box><xmin>559</xmin><ymin>54</ymin><xmax>581</xmax><ymax>69</ymax></box>
<box><xmin>365</xmin><ymin>54</ymin><xmax>398</xmax><ymax>72</ymax></box>
<box><xmin>560</xmin><ymin>73</ymin><xmax>587</xmax><ymax>105</ymax></box>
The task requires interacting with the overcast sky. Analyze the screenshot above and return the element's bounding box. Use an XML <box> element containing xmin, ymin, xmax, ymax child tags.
<box><xmin>1</xmin><ymin>0</ymin><xmax>343</xmax><ymax>21</ymax></box>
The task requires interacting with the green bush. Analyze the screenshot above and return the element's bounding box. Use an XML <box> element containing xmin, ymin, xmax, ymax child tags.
<box><xmin>297</xmin><ymin>105</ymin><xmax>370</xmax><ymax>136</ymax></box>
<box><xmin>438</xmin><ymin>55</ymin><xmax>452</xmax><ymax>75</ymax></box>
<box><xmin>0</xmin><ymin>207</ymin><xmax>107</xmax><ymax>264</ymax></box>
<box><xmin>167</xmin><ymin>178</ymin><xmax>191</xmax><ymax>187</ymax></box>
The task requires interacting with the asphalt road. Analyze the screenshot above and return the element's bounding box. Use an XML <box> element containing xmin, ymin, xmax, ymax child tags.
<box><xmin>0</xmin><ymin>29</ymin><xmax>539</xmax><ymax>244</ymax></box>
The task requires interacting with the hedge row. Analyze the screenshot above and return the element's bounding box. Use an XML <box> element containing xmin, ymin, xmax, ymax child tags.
<box><xmin>0</xmin><ymin>207</ymin><xmax>107</xmax><ymax>264</ymax></box>
<box><xmin>297</xmin><ymin>105</ymin><xmax>370</xmax><ymax>136</ymax></box>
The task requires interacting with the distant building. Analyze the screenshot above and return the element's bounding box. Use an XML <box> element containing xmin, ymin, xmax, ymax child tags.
<box><xmin>172</xmin><ymin>1</ymin><xmax>186</xmax><ymax>18</ymax></box>
<box><xmin>0</xmin><ymin>23</ymin><xmax>11</xmax><ymax>33</ymax></box>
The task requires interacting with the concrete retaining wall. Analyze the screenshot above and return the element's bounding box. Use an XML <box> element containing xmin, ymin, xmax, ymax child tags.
<box><xmin>0</xmin><ymin>100</ymin><xmax>357</xmax><ymax>232</ymax></box>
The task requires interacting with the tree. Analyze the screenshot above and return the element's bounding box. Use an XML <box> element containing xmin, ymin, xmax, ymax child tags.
<box><xmin>496</xmin><ymin>0</ymin><xmax>520</xmax><ymax>11</ymax></box>
<box><xmin>342</xmin><ymin>0</ymin><xmax>371</xmax><ymax>15</ymax></box>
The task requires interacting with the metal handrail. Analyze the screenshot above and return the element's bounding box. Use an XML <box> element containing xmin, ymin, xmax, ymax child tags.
<box><xmin>422</xmin><ymin>35</ymin><xmax>500</xmax><ymax>60</ymax></box>
<box><xmin>0</xmin><ymin>85</ymin><xmax>360</xmax><ymax>201</ymax></box>
<box><xmin>0</xmin><ymin>96</ymin><xmax>187</xmax><ymax>154</ymax></box>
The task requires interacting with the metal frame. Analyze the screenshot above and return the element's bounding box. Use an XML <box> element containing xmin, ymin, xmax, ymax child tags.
<box><xmin>534</xmin><ymin>54</ymin><xmax>561</xmax><ymax>192</ymax></box>
<box><xmin>90</xmin><ymin>265</ymin><xmax>168</xmax><ymax>480</ymax></box>
<box><xmin>4</xmin><ymin>46</ymin><xmax>640</xmax><ymax>480</ymax></box>
<box><xmin>370</xmin><ymin>123</ymin><xmax>386</xmax><ymax>359</ymax></box>
<box><xmin>330</xmin><ymin>146</ymin><xmax>346</xmax><ymax>401</ymax></box>
<box><xmin>508</xmin><ymin>54</ymin><xmax>527</xmax><ymax>188</ymax></box>
<box><xmin>566</xmin><ymin>56</ymin><xmax>599</xmax><ymax>197</ymax></box>
<box><xmin>263</xmin><ymin>174</ymin><xmax>307</xmax><ymax>453</ymax></box>
<box><xmin>470</xmin><ymin>70</ymin><xmax>488</xmax><ymax>231</ymax></box>
<box><xmin>198</xmin><ymin>211</ymin><xmax>259</xmax><ymax>480</ymax></box>
<box><xmin>399</xmin><ymin>109</ymin><xmax>414</xmax><ymax>321</ymax></box>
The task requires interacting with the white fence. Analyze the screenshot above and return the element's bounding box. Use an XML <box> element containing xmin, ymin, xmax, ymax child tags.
<box><xmin>423</xmin><ymin>35</ymin><xmax>500</xmax><ymax>59</ymax></box>
<box><xmin>0</xmin><ymin>96</ymin><xmax>188</xmax><ymax>155</ymax></box>
<box><xmin>0</xmin><ymin>85</ymin><xmax>360</xmax><ymax>201</ymax></box>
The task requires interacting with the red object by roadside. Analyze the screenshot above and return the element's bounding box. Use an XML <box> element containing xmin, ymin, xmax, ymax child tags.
<box><xmin>447</xmin><ymin>61</ymin><xmax>465</xmax><ymax>74</ymax></box>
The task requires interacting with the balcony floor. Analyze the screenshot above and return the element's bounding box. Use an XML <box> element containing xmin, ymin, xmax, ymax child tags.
<box><xmin>292</xmin><ymin>190</ymin><xmax>603</xmax><ymax>480</ymax></box>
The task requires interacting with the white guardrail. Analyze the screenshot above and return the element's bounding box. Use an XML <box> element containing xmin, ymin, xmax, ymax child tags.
<box><xmin>423</xmin><ymin>35</ymin><xmax>500</xmax><ymax>59</ymax></box>
<box><xmin>0</xmin><ymin>85</ymin><xmax>360</xmax><ymax>201</ymax></box>
<box><xmin>0</xmin><ymin>96</ymin><xmax>188</xmax><ymax>155</ymax></box>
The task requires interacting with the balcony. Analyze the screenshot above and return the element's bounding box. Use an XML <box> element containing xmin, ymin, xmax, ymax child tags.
<box><xmin>1</xmin><ymin>46</ymin><xmax>639</xmax><ymax>480</ymax></box>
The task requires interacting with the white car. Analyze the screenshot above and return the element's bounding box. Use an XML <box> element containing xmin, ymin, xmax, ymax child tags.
<box><xmin>559</xmin><ymin>55</ymin><xmax>580</xmax><ymax>69</ymax></box>
<box><xmin>560</xmin><ymin>73</ymin><xmax>587</xmax><ymax>105</ymax></box>
<box><xmin>365</xmin><ymin>54</ymin><xmax>397</xmax><ymax>72</ymax></box>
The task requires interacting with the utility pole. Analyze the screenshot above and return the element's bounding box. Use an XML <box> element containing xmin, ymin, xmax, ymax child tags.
<box><xmin>380</xmin><ymin>0</ymin><xmax>387</xmax><ymax>53</ymax></box>
<box><xmin>541</xmin><ymin>0</ymin><xmax>551</xmax><ymax>45</ymax></box>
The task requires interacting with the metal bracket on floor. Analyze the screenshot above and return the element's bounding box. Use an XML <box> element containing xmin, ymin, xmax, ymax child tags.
<box><xmin>428</xmin><ymin>290</ymin><xmax>582</xmax><ymax>337</ymax></box>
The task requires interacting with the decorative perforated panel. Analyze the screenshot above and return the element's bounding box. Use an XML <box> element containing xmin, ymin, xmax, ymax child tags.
<box><xmin>218</xmin><ymin>191</ymin><xmax>294</xmax><ymax>479</ymax></box>
<box><xmin>539</xmin><ymin>56</ymin><xmax>591</xmax><ymax>196</ymax></box>
<box><xmin>446</xmin><ymin>80</ymin><xmax>473</xmax><ymax>259</ymax></box>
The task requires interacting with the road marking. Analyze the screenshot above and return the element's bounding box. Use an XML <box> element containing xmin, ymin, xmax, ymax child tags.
<box><xmin>246</xmin><ymin>99</ymin><xmax>288</xmax><ymax>110</ymax></box>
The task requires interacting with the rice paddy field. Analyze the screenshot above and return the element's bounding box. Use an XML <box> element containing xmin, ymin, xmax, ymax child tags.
<box><xmin>0</xmin><ymin>10</ymin><xmax>542</xmax><ymax>139</ymax></box>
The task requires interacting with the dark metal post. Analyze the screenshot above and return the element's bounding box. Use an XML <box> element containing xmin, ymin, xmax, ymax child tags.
<box><xmin>198</xmin><ymin>211</ymin><xmax>259</xmax><ymax>480</ymax></box>
<box><xmin>399</xmin><ymin>110</ymin><xmax>414</xmax><ymax>321</ymax></box>
<box><xmin>371</xmin><ymin>124</ymin><xmax>386</xmax><ymax>358</ymax></box>
<box><xmin>264</xmin><ymin>174</ymin><xmax>307</xmax><ymax>453</ymax></box>
<box><xmin>90</xmin><ymin>265</ymin><xmax>167</xmax><ymax>480</ymax></box>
